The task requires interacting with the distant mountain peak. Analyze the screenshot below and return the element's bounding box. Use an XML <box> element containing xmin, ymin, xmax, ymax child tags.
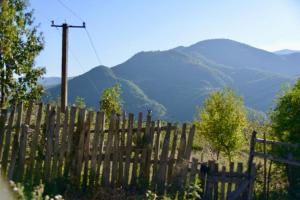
<box><xmin>274</xmin><ymin>49</ymin><xmax>300</xmax><ymax>55</ymax></box>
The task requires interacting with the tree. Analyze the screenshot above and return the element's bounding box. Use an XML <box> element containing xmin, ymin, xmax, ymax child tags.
<box><xmin>99</xmin><ymin>84</ymin><xmax>122</xmax><ymax>117</ymax></box>
<box><xmin>270</xmin><ymin>80</ymin><xmax>300</xmax><ymax>198</ymax></box>
<box><xmin>0</xmin><ymin>0</ymin><xmax>45</xmax><ymax>108</ymax></box>
<box><xmin>74</xmin><ymin>96</ymin><xmax>86</xmax><ymax>109</ymax></box>
<box><xmin>196</xmin><ymin>88</ymin><xmax>247</xmax><ymax>161</ymax></box>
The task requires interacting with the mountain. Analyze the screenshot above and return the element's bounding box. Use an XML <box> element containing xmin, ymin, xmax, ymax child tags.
<box><xmin>274</xmin><ymin>49</ymin><xmax>300</xmax><ymax>55</ymax></box>
<box><xmin>174</xmin><ymin>39</ymin><xmax>300</xmax><ymax>77</ymax></box>
<box><xmin>44</xmin><ymin>39</ymin><xmax>297</xmax><ymax>121</ymax></box>
<box><xmin>44</xmin><ymin>66</ymin><xmax>166</xmax><ymax>118</ymax></box>
<box><xmin>38</xmin><ymin>77</ymin><xmax>73</xmax><ymax>88</ymax></box>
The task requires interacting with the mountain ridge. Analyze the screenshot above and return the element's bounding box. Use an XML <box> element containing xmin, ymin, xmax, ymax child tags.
<box><xmin>44</xmin><ymin>39</ymin><xmax>297</xmax><ymax>121</ymax></box>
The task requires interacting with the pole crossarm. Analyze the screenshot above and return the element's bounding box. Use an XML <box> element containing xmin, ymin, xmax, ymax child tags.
<box><xmin>51</xmin><ymin>21</ymin><xmax>85</xmax><ymax>28</ymax></box>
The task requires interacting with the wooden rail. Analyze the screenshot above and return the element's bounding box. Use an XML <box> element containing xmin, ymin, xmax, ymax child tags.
<box><xmin>0</xmin><ymin>102</ymin><xmax>252</xmax><ymax>199</ymax></box>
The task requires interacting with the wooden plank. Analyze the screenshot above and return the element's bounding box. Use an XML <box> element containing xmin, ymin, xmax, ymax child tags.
<box><xmin>8</xmin><ymin>103</ymin><xmax>23</xmax><ymax>180</ymax></box>
<box><xmin>171</xmin><ymin>123</ymin><xmax>187</xmax><ymax>192</ymax></box>
<box><xmin>136</xmin><ymin>112</ymin><xmax>143</xmax><ymax>148</ymax></box>
<box><xmin>1</xmin><ymin>106</ymin><xmax>15</xmax><ymax>174</ymax></box>
<box><xmin>141</xmin><ymin>113</ymin><xmax>152</xmax><ymax>186</ymax></box>
<box><xmin>205</xmin><ymin>161</ymin><xmax>215</xmax><ymax>200</ymax></box>
<box><xmin>44</xmin><ymin>107</ymin><xmax>56</xmax><ymax>182</ymax></box>
<box><xmin>189</xmin><ymin>158</ymin><xmax>198</xmax><ymax>185</ymax></box>
<box><xmin>123</xmin><ymin>113</ymin><xmax>133</xmax><ymax>187</ymax></box>
<box><xmin>95</xmin><ymin>112</ymin><xmax>105</xmax><ymax>187</ymax></box>
<box><xmin>0</xmin><ymin>109</ymin><xmax>8</xmax><ymax>162</ymax></box>
<box><xmin>151</xmin><ymin>120</ymin><xmax>161</xmax><ymax>186</ymax></box>
<box><xmin>167</xmin><ymin>127</ymin><xmax>178</xmax><ymax>184</ymax></box>
<box><xmin>63</xmin><ymin>106</ymin><xmax>77</xmax><ymax>177</ymax></box>
<box><xmin>89</xmin><ymin>111</ymin><xmax>101</xmax><ymax>187</ymax></box>
<box><xmin>130</xmin><ymin>148</ymin><xmax>140</xmax><ymax>187</ymax></box>
<box><xmin>102</xmin><ymin>112</ymin><xmax>116</xmax><ymax>186</ymax></box>
<box><xmin>82</xmin><ymin>111</ymin><xmax>94</xmax><ymax>188</ymax></box>
<box><xmin>247</xmin><ymin>131</ymin><xmax>256</xmax><ymax>180</ymax></box>
<box><xmin>34</xmin><ymin>104</ymin><xmax>50</xmax><ymax>184</ymax></box>
<box><xmin>111</xmin><ymin>114</ymin><xmax>120</xmax><ymax>186</ymax></box>
<box><xmin>118</xmin><ymin>111</ymin><xmax>126</xmax><ymax>186</ymax></box>
<box><xmin>228</xmin><ymin>180</ymin><xmax>249</xmax><ymax>200</ymax></box>
<box><xmin>16</xmin><ymin>101</ymin><xmax>33</xmax><ymax>181</ymax></box>
<box><xmin>51</xmin><ymin>106</ymin><xmax>61</xmax><ymax>180</ymax></box>
<box><xmin>226</xmin><ymin>162</ymin><xmax>234</xmax><ymax>198</ymax></box>
<box><xmin>27</xmin><ymin>103</ymin><xmax>43</xmax><ymax>179</ymax></box>
<box><xmin>184</xmin><ymin>125</ymin><xmax>195</xmax><ymax>160</ymax></box>
<box><xmin>57</xmin><ymin>107</ymin><xmax>69</xmax><ymax>177</ymax></box>
<box><xmin>220</xmin><ymin>166</ymin><xmax>226</xmax><ymax>200</ymax></box>
<box><xmin>213</xmin><ymin>163</ymin><xmax>219</xmax><ymax>200</ymax></box>
<box><xmin>254</xmin><ymin>152</ymin><xmax>300</xmax><ymax>166</ymax></box>
<box><xmin>74</xmin><ymin>108</ymin><xmax>87</xmax><ymax>183</ymax></box>
<box><xmin>256</xmin><ymin>138</ymin><xmax>300</xmax><ymax>148</ymax></box>
<box><xmin>156</xmin><ymin>123</ymin><xmax>171</xmax><ymax>195</ymax></box>
<box><xmin>200</xmin><ymin>162</ymin><xmax>208</xmax><ymax>196</ymax></box>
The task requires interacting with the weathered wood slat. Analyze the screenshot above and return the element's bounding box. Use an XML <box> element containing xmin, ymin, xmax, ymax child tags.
<box><xmin>111</xmin><ymin>114</ymin><xmax>120</xmax><ymax>186</ymax></box>
<box><xmin>64</xmin><ymin>106</ymin><xmax>77</xmax><ymax>177</ymax></box>
<box><xmin>74</xmin><ymin>108</ymin><xmax>87</xmax><ymax>183</ymax></box>
<box><xmin>95</xmin><ymin>112</ymin><xmax>105</xmax><ymax>187</ymax></box>
<box><xmin>51</xmin><ymin>106</ymin><xmax>61</xmax><ymax>180</ymax></box>
<box><xmin>226</xmin><ymin>162</ymin><xmax>234</xmax><ymax>198</ymax></box>
<box><xmin>44</xmin><ymin>107</ymin><xmax>56</xmax><ymax>182</ymax></box>
<box><xmin>27</xmin><ymin>103</ymin><xmax>43</xmax><ymax>180</ymax></box>
<box><xmin>151</xmin><ymin>120</ymin><xmax>161</xmax><ymax>187</ymax></box>
<box><xmin>82</xmin><ymin>111</ymin><xmax>94</xmax><ymax>188</ymax></box>
<box><xmin>123</xmin><ymin>113</ymin><xmax>133</xmax><ymax>187</ymax></box>
<box><xmin>156</xmin><ymin>123</ymin><xmax>171</xmax><ymax>195</ymax></box>
<box><xmin>57</xmin><ymin>107</ymin><xmax>69</xmax><ymax>177</ymax></box>
<box><xmin>213</xmin><ymin>163</ymin><xmax>219</xmax><ymax>200</ymax></box>
<box><xmin>220</xmin><ymin>166</ymin><xmax>226</xmax><ymax>200</ymax></box>
<box><xmin>8</xmin><ymin>103</ymin><xmax>23</xmax><ymax>180</ymax></box>
<box><xmin>0</xmin><ymin>109</ymin><xmax>8</xmax><ymax>162</ymax></box>
<box><xmin>103</xmin><ymin>112</ymin><xmax>116</xmax><ymax>186</ymax></box>
<box><xmin>1</xmin><ymin>107</ymin><xmax>15</xmax><ymax>174</ymax></box>
<box><xmin>256</xmin><ymin>138</ymin><xmax>300</xmax><ymax>148</ymax></box>
<box><xmin>167</xmin><ymin>127</ymin><xmax>178</xmax><ymax>184</ymax></box>
<box><xmin>89</xmin><ymin>111</ymin><xmax>101</xmax><ymax>187</ymax></box>
<box><xmin>205</xmin><ymin>161</ymin><xmax>215</xmax><ymax>200</ymax></box>
<box><xmin>254</xmin><ymin>152</ymin><xmax>300</xmax><ymax>166</ymax></box>
<box><xmin>16</xmin><ymin>101</ymin><xmax>33</xmax><ymax>181</ymax></box>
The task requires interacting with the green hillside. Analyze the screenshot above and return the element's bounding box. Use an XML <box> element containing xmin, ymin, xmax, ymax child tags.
<box><xmin>44</xmin><ymin>39</ymin><xmax>296</xmax><ymax>121</ymax></box>
<box><xmin>44</xmin><ymin>66</ymin><xmax>166</xmax><ymax>118</ymax></box>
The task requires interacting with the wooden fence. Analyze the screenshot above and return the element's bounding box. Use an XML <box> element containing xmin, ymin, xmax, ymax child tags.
<box><xmin>0</xmin><ymin>102</ymin><xmax>254</xmax><ymax>199</ymax></box>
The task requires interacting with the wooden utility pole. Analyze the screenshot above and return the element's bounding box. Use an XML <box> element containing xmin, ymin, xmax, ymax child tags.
<box><xmin>51</xmin><ymin>21</ymin><xmax>85</xmax><ymax>112</ymax></box>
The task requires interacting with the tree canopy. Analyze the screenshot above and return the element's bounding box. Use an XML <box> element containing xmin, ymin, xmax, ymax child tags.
<box><xmin>0</xmin><ymin>0</ymin><xmax>45</xmax><ymax>108</ymax></box>
<box><xmin>196</xmin><ymin>88</ymin><xmax>247</xmax><ymax>161</ymax></box>
<box><xmin>99</xmin><ymin>84</ymin><xmax>122</xmax><ymax>117</ymax></box>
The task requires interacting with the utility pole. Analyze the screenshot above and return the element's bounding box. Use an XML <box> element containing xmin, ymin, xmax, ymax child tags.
<box><xmin>51</xmin><ymin>21</ymin><xmax>85</xmax><ymax>112</ymax></box>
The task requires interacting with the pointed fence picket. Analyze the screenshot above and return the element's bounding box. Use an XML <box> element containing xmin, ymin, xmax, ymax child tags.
<box><xmin>0</xmin><ymin>102</ymin><xmax>253</xmax><ymax>199</ymax></box>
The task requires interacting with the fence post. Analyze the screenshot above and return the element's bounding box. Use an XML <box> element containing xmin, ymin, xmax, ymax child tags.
<box><xmin>247</xmin><ymin>130</ymin><xmax>257</xmax><ymax>200</ymax></box>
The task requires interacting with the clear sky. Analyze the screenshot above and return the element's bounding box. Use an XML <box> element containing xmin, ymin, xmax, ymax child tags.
<box><xmin>30</xmin><ymin>0</ymin><xmax>300</xmax><ymax>77</ymax></box>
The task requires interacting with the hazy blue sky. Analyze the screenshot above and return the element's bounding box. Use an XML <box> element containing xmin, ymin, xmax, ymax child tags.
<box><xmin>30</xmin><ymin>0</ymin><xmax>300</xmax><ymax>77</ymax></box>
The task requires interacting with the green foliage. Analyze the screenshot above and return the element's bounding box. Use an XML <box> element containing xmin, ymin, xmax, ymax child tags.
<box><xmin>196</xmin><ymin>88</ymin><xmax>247</xmax><ymax>161</ymax></box>
<box><xmin>0</xmin><ymin>0</ymin><xmax>45</xmax><ymax>108</ymax></box>
<box><xmin>270</xmin><ymin>79</ymin><xmax>300</xmax><ymax>145</ymax></box>
<box><xmin>74</xmin><ymin>96</ymin><xmax>86</xmax><ymax>109</ymax></box>
<box><xmin>186</xmin><ymin>176</ymin><xmax>202</xmax><ymax>199</ymax></box>
<box><xmin>270</xmin><ymin>79</ymin><xmax>300</xmax><ymax>198</ymax></box>
<box><xmin>99</xmin><ymin>83</ymin><xmax>122</xmax><ymax>117</ymax></box>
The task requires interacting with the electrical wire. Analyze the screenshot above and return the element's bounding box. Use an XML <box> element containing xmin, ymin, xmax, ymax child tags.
<box><xmin>84</xmin><ymin>28</ymin><xmax>103</xmax><ymax>66</ymax></box>
<box><xmin>56</xmin><ymin>0</ymin><xmax>84</xmax><ymax>22</ymax></box>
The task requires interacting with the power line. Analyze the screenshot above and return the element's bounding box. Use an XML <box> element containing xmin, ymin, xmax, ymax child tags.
<box><xmin>55</xmin><ymin>0</ymin><xmax>103</xmax><ymax>66</ymax></box>
<box><xmin>56</xmin><ymin>0</ymin><xmax>84</xmax><ymax>22</ymax></box>
<box><xmin>84</xmin><ymin>28</ymin><xmax>103</xmax><ymax>65</ymax></box>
